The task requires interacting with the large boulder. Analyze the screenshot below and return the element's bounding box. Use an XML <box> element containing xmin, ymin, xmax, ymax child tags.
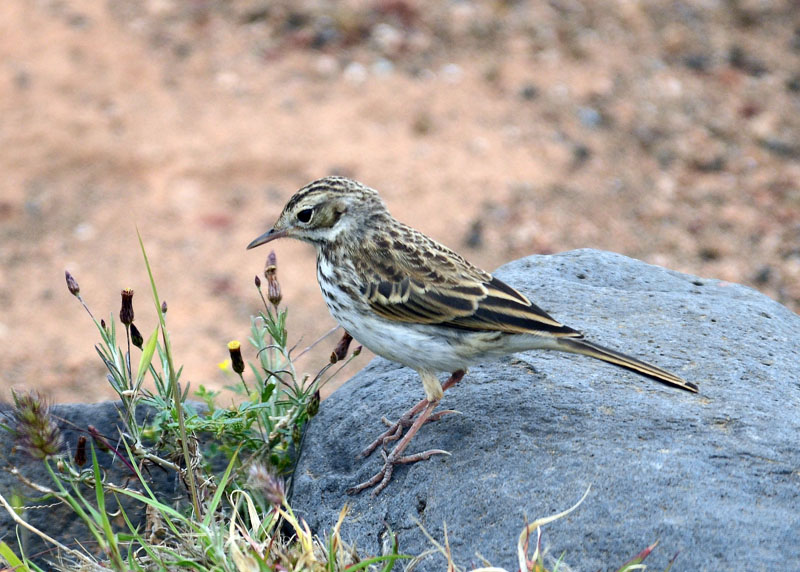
<box><xmin>289</xmin><ymin>249</ymin><xmax>800</xmax><ymax>571</ymax></box>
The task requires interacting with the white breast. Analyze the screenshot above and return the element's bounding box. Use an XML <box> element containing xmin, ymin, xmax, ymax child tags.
<box><xmin>315</xmin><ymin>255</ymin><xmax>479</xmax><ymax>372</ymax></box>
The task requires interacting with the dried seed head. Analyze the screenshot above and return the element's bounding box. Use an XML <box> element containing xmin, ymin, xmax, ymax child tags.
<box><xmin>247</xmin><ymin>463</ymin><xmax>285</xmax><ymax>506</ymax></box>
<box><xmin>65</xmin><ymin>270</ymin><xmax>80</xmax><ymax>297</ymax></box>
<box><xmin>74</xmin><ymin>435</ymin><xmax>87</xmax><ymax>467</ymax></box>
<box><xmin>264</xmin><ymin>251</ymin><xmax>282</xmax><ymax>307</ymax></box>
<box><xmin>254</xmin><ymin>275</ymin><xmax>261</xmax><ymax>288</ymax></box>
<box><xmin>227</xmin><ymin>340</ymin><xmax>245</xmax><ymax>374</ymax></box>
<box><xmin>130</xmin><ymin>323</ymin><xmax>144</xmax><ymax>350</ymax></box>
<box><xmin>120</xmin><ymin>289</ymin><xmax>134</xmax><ymax>326</ymax></box>
<box><xmin>101</xmin><ymin>319</ymin><xmax>106</xmax><ymax>330</ymax></box>
<box><xmin>161</xmin><ymin>300</ymin><xmax>168</xmax><ymax>314</ymax></box>
<box><xmin>11</xmin><ymin>390</ymin><xmax>63</xmax><ymax>460</ymax></box>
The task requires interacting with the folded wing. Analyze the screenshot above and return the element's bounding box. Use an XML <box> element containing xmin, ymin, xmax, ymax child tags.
<box><xmin>357</xmin><ymin>227</ymin><xmax>581</xmax><ymax>338</ymax></box>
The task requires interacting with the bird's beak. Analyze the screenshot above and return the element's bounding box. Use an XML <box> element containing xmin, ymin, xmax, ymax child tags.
<box><xmin>246</xmin><ymin>227</ymin><xmax>288</xmax><ymax>250</ymax></box>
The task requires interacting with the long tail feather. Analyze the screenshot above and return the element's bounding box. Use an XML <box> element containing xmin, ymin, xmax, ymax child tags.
<box><xmin>556</xmin><ymin>338</ymin><xmax>698</xmax><ymax>392</ymax></box>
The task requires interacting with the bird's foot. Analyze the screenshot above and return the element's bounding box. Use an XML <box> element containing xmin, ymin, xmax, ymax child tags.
<box><xmin>382</xmin><ymin>409</ymin><xmax>459</xmax><ymax>428</ymax></box>
<box><xmin>346</xmin><ymin>448</ymin><xmax>450</xmax><ymax>496</ymax></box>
<box><xmin>359</xmin><ymin>407</ymin><xmax>458</xmax><ymax>458</ymax></box>
<box><xmin>350</xmin><ymin>370</ymin><xmax>466</xmax><ymax>495</ymax></box>
<box><xmin>359</xmin><ymin>369</ymin><xmax>466</xmax><ymax>460</ymax></box>
<box><xmin>348</xmin><ymin>399</ymin><xmax>448</xmax><ymax>495</ymax></box>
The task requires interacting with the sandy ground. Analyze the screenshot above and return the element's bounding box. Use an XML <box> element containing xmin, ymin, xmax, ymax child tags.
<box><xmin>1</xmin><ymin>0</ymin><xmax>798</xmax><ymax>403</ymax></box>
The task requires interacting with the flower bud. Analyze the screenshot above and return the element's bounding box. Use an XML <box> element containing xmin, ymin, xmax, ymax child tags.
<box><xmin>331</xmin><ymin>331</ymin><xmax>354</xmax><ymax>363</ymax></box>
<box><xmin>264</xmin><ymin>251</ymin><xmax>282</xmax><ymax>307</ymax></box>
<box><xmin>88</xmin><ymin>425</ymin><xmax>110</xmax><ymax>452</ymax></box>
<box><xmin>65</xmin><ymin>270</ymin><xmax>80</xmax><ymax>297</ymax></box>
<box><xmin>254</xmin><ymin>275</ymin><xmax>261</xmax><ymax>288</ymax></box>
<box><xmin>120</xmin><ymin>289</ymin><xmax>134</xmax><ymax>326</ymax></box>
<box><xmin>161</xmin><ymin>300</ymin><xmax>168</xmax><ymax>314</ymax></box>
<box><xmin>228</xmin><ymin>340</ymin><xmax>245</xmax><ymax>374</ymax></box>
<box><xmin>130</xmin><ymin>323</ymin><xmax>144</xmax><ymax>350</ymax></box>
<box><xmin>74</xmin><ymin>435</ymin><xmax>87</xmax><ymax>467</ymax></box>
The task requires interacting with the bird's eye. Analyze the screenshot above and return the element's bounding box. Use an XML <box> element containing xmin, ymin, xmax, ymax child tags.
<box><xmin>296</xmin><ymin>208</ymin><xmax>313</xmax><ymax>223</ymax></box>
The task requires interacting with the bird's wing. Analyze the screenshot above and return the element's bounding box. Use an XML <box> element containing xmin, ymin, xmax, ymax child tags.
<box><xmin>356</xmin><ymin>225</ymin><xmax>581</xmax><ymax>337</ymax></box>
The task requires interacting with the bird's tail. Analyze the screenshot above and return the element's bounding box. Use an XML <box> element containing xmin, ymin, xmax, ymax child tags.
<box><xmin>556</xmin><ymin>337</ymin><xmax>698</xmax><ymax>393</ymax></box>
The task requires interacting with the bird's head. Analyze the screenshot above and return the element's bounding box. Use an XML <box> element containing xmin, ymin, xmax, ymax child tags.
<box><xmin>247</xmin><ymin>176</ymin><xmax>387</xmax><ymax>250</ymax></box>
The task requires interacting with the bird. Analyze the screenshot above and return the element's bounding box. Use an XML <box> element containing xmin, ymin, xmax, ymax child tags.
<box><xmin>247</xmin><ymin>176</ymin><xmax>697</xmax><ymax>496</ymax></box>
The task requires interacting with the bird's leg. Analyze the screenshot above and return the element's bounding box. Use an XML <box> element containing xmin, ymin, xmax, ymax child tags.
<box><xmin>348</xmin><ymin>370</ymin><xmax>466</xmax><ymax>496</ymax></box>
<box><xmin>360</xmin><ymin>397</ymin><xmax>428</xmax><ymax>457</ymax></box>
<box><xmin>359</xmin><ymin>369</ymin><xmax>465</xmax><ymax>458</ymax></box>
<box><xmin>347</xmin><ymin>399</ymin><xmax>446</xmax><ymax>496</ymax></box>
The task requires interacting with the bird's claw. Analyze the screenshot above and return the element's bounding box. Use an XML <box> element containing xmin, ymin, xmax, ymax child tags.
<box><xmin>347</xmin><ymin>448</ymin><xmax>450</xmax><ymax>496</ymax></box>
<box><xmin>362</xmin><ymin>409</ymin><xmax>457</xmax><ymax>458</ymax></box>
<box><xmin>427</xmin><ymin>409</ymin><xmax>460</xmax><ymax>422</ymax></box>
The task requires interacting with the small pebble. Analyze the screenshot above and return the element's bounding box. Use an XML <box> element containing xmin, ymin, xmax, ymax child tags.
<box><xmin>371</xmin><ymin>58</ymin><xmax>395</xmax><ymax>77</ymax></box>
<box><xmin>74</xmin><ymin>223</ymin><xmax>96</xmax><ymax>241</ymax></box>
<box><xmin>577</xmin><ymin>106</ymin><xmax>603</xmax><ymax>128</ymax></box>
<box><xmin>441</xmin><ymin>63</ymin><xmax>463</xmax><ymax>83</ymax></box>
<box><xmin>684</xmin><ymin>53</ymin><xmax>711</xmax><ymax>72</ymax></box>
<box><xmin>519</xmin><ymin>83</ymin><xmax>538</xmax><ymax>101</ymax></box>
<box><xmin>343</xmin><ymin>62</ymin><xmax>367</xmax><ymax>84</ymax></box>
<box><xmin>315</xmin><ymin>54</ymin><xmax>339</xmax><ymax>78</ymax></box>
<box><xmin>372</xmin><ymin>23</ymin><xmax>403</xmax><ymax>56</ymax></box>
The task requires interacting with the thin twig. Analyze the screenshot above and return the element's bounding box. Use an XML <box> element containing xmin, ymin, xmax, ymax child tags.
<box><xmin>292</xmin><ymin>325</ymin><xmax>341</xmax><ymax>361</ymax></box>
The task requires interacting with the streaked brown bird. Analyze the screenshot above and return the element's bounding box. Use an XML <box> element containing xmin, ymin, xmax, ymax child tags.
<box><xmin>248</xmin><ymin>176</ymin><xmax>697</xmax><ymax>495</ymax></box>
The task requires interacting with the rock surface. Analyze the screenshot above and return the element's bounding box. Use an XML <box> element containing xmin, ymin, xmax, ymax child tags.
<box><xmin>289</xmin><ymin>249</ymin><xmax>800</xmax><ymax>571</ymax></box>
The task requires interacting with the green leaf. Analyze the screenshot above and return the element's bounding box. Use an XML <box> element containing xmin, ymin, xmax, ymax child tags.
<box><xmin>0</xmin><ymin>541</ymin><xmax>26</xmax><ymax>570</ymax></box>
<box><xmin>135</xmin><ymin>326</ymin><xmax>160</xmax><ymax>387</ymax></box>
<box><xmin>202</xmin><ymin>447</ymin><xmax>240</xmax><ymax>528</ymax></box>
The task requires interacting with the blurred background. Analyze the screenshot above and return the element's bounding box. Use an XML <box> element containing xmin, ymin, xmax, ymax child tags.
<box><xmin>1</xmin><ymin>0</ymin><xmax>798</xmax><ymax>402</ymax></box>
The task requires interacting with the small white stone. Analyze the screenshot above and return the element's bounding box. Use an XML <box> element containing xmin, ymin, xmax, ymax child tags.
<box><xmin>372</xmin><ymin>23</ymin><xmax>403</xmax><ymax>55</ymax></box>
<box><xmin>315</xmin><ymin>54</ymin><xmax>339</xmax><ymax>78</ymax></box>
<box><xmin>343</xmin><ymin>62</ymin><xmax>368</xmax><ymax>84</ymax></box>
<box><xmin>441</xmin><ymin>63</ymin><xmax>463</xmax><ymax>83</ymax></box>
<box><xmin>215</xmin><ymin>71</ymin><xmax>239</xmax><ymax>91</ymax></box>
<box><xmin>74</xmin><ymin>223</ymin><xmax>96</xmax><ymax>241</ymax></box>
<box><xmin>371</xmin><ymin>58</ymin><xmax>395</xmax><ymax>77</ymax></box>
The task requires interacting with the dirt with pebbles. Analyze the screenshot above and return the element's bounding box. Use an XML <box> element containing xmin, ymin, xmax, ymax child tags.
<box><xmin>1</xmin><ymin>0</ymin><xmax>798</xmax><ymax>402</ymax></box>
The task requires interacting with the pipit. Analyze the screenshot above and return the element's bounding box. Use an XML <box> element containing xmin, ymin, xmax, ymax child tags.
<box><xmin>248</xmin><ymin>176</ymin><xmax>697</xmax><ymax>496</ymax></box>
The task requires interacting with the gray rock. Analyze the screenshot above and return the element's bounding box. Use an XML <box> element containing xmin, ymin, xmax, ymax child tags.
<box><xmin>289</xmin><ymin>249</ymin><xmax>800</xmax><ymax>571</ymax></box>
